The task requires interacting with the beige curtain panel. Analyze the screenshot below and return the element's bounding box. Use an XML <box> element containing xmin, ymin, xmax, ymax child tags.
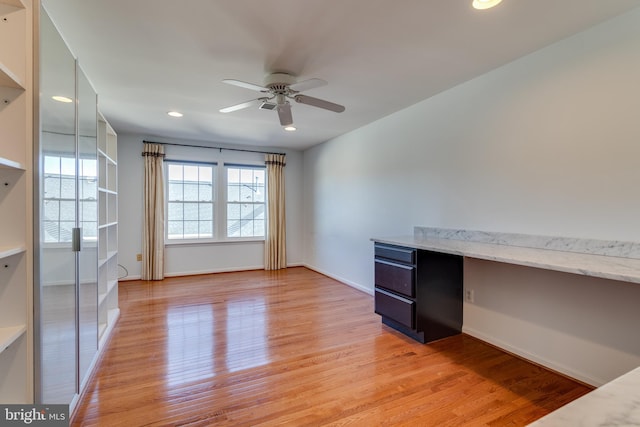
<box><xmin>264</xmin><ymin>153</ymin><xmax>287</xmax><ymax>270</ymax></box>
<box><xmin>142</xmin><ymin>143</ymin><xmax>166</xmax><ymax>280</ymax></box>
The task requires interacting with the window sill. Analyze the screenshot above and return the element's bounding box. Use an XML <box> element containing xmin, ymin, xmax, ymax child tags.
<box><xmin>165</xmin><ymin>238</ymin><xmax>265</xmax><ymax>247</ymax></box>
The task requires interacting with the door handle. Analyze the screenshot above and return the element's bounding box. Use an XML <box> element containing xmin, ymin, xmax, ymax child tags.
<box><xmin>72</xmin><ymin>227</ymin><xmax>81</xmax><ymax>252</ymax></box>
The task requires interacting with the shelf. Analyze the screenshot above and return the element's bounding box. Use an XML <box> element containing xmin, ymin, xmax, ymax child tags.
<box><xmin>98</xmin><ymin>187</ymin><xmax>117</xmax><ymax>195</ymax></box>
<box><xmin>0</xmin><ymin>325</ymin><xmax>26</xmax><ymax>353</ymax></box>
<box><xmin>98</xmin><ymin>292</ymin><xmax>107</xmax><ymax>306</ymax></box>
<box><xmin>0</xmin><ymin>156</ymin><xmax>24</xmax><ymax>170</ymax></box>
<box><xmin>0</xmin><ymin>245</ymin><xmax>25</xmax><ymax>260</ymax></box>
<box><xmin>0</xmin><ymin>61</ymin><xmax>24</xmax><ymax>89</ymax></box>
<box><xmin>107</xmin><ymin>278</ymin><xmax>118</xmax><ymax>293</ymax></box>
<box><xmin>0</xmin><ymin>0</ymin><xmax>26</xmax><ymax>9</ymax></box>
<box><xmin>97</xmin><ymin>148</ymin><xmax>116</xmax><ymax>166</ymax></box>
<box><xmin>98</xmin><ymin>221</ymin><xmax>118</xmax><ymax>229</ymax></box>
<box><xmin>98</xmin><ymin>250</ymin><xmax>117</xmax><ymax>268</ymax></box>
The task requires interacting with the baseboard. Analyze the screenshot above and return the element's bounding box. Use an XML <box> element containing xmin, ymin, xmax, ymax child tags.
<box><xmin>462</xmin><ymin>326</ymin><xmax>602</xmax><ymax>387</ymax></box>
<box><xmin>119</xmin><ymin>262</ymin><xmax>306</xmax><ymax>281</ymax></box>
<box><xmin>303</xmin><ymin>263</ymin><xmax>374</xmax><ymax>296</ymax></box>
<box><xmin>164</xmin><ymin>265</ymin><xmax>265</xmax><ymax>278</ymax></box>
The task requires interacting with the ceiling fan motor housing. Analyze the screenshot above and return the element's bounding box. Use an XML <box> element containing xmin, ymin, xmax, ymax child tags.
<box><xmin>263</xmin><ymin>72</ymin><xmax>297</xmax><ymax>88</ymax></box>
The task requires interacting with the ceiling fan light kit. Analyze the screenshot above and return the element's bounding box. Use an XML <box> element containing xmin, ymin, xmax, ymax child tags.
<box><xmin>472</xmin><ymin>0</ymin><xmax>503</xmax><ymax>10</ymax></box>
<box><xmin>220</xmin><ymin>72</ymin><xmax>345</xmax><ymax>131</ymax></box>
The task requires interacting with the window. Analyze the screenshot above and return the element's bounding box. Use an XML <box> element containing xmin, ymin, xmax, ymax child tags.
<box><xmin>42</xmin><ymin>154</ymin><xmax>97</xmax><ymax>243</ymax></box>
<box><xmin>166</xmin><ymin>162</ymin><xmax>215</xmax><ymax>240</ymax></box>
<box><xmin>165</xmin><ymin>161</ymin><xmax>265</xmax><ymax>241</ymax></box>
<box><xmin>226</xmin><ymin>165</ymin><xmax>265</xmax><ymax>238</ymax></box>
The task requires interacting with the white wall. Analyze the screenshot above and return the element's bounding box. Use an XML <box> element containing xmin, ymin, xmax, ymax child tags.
<box><xmin>117</xmin><ymin>133</ymin><xmax>303</xmax><ymax>280</ymax></box>
<box><xmin>302</xmin><ymin>8</ymin><xmax>640</xmax><ymax>385</ymax></box>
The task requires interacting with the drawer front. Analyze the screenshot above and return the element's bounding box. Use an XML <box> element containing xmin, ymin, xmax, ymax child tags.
<box><xmin>375</xmin><ymin>259</ymin><xmax>415</xmax><ymax>298</ymax></box>
<box><xmin>375</xmin><ymin>289</ymin><xmax>415</xmax><ymax>329</ymax></box>
<box><xmin>374</xmin><ymin>244</ymin><xmax>415</xmax><ymax>264</ymax></box>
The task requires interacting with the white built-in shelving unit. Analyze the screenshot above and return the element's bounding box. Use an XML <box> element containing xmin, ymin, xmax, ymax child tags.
<box><xmin>0</xmin><ymin>0</ymin><xmax>33</xmax><ymax>403</ymax></box>
<box><xmin>97</xmin><ymin>114</ymin><xmax>119</xmax><ymax>346</ymax></box>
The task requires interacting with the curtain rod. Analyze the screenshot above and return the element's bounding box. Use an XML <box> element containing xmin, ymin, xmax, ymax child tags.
<box><xmin>143</xmin><ymin>140</ymin><xmax>286</xmax><ymax>156</ymax></box>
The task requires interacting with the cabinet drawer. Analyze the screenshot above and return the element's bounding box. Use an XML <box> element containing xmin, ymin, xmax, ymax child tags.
<box><xmin>375</xmin><ymin>289</ymin><xmax>415</xmax><ymax>329</ymax></box>
<box><xmin>374</xmin><ymin>244</ymin><xmax>415</xmax><ymax>264</ymax></box>
<box><xmin>375</xmin><ymin>259</ymin><xmax>415</xmax><ymax>298</ymax></box>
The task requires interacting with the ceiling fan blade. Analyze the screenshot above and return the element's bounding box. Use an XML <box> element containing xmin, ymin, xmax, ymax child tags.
<box><xmin>294</xmin><ymin>94</ymin><xmax>345</xmax><ymax>113</ymax></box>
<box><xmin>288</xmin><ymin>78</ymin><xmax>327</xmax><ymax>93</ymax></box>
<box><xmin>277</xmin><ymin>103</ymin><xmax>293</xmax><ymax>126</ymax></box>
<box><xmin>219</xmin><ymin>98</ymin><xmax>263</xmax><ymax>113</ymax></box>
<box><xmin>222</xmin><ymin>79</ymin><xmax>269</xmax><ymax>93</ymax></box>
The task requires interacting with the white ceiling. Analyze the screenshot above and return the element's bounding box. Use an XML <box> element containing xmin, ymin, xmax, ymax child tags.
<box><xmin>42</xmin><ymin>0</ymin><xmax>640</xmax><ymax>151</ymax></box>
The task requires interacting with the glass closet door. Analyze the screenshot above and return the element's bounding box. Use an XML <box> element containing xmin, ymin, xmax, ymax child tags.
<box><xmin>38</xmin><ymin>9</ymin><xmax>78</xmax><ymax>405</ymax></box>
<box><xmin>77</xmin><ymin>66</ymin><xmax>98</xmax><ymax>389</ymax></box>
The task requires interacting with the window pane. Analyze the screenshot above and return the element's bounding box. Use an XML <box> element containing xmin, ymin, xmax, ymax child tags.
<box><xmin>199</xmin><ymin>221</ymin><xmax>212</xmax><ymax>238</ymax></box>
<box><xmin>241</xmin><ymin>203</ymin><xmax>260</xmax><ymax>218</ymax></box>
<box><xmin>255</xmin><ymin>183</ymin><xmax>265</xmax><ymax>203</ymax></box>
<box><xmin>43</xmin><ymin>221</ymin><xmax>59</xmax><ymax>243</ymax></box>
<box><xmin>81</xmin><ymin>201</ymin><xmax>97</xmax><ymax>221</ymax></box>
<box><xmin>184</xmin><ymin>183</ymin><xmax>198</xmax><ymax>201</ymax></box>
<box><xmin>60</xmin><ymin>157</ymin><xmax>76</xmax><ymax>176</ymax></box>
<box><xmin>168</xmin><ymin>164</ymin><xmax>183</xmax><ymax>181</ymax></box>
<box><xmin>168</xmin><ymin>202</ymin><xmax>183</xmax><ymax>220</ymax></box>
<box><xmin>198</xmin><ymin>183</ymin><xmax>212</xmax><ymax>202</ymax></box>
<box><xmin>44</xmin><ymin>176</ymin><xmax>60</xmax><ymax>199</ymax></box>
<box><xmin>199</xmin><ymin>203</ymin><xmax>212</xmax><ymax>220</ymax></box>
<box><xmin>82</xmin><ymin>222</ymin><xmax>97</xmax><ymax>239</ymax></box>
<box><xmin>168</xmin><ymin>182</ymin><xmax>183</xmax><ymax>201</ymax></box>
<box><xmin>44</xmin><ymin>156</ymin><xmax>60</xmax><ymax>175</ymax></box>
<box><xmin>227</xmin><ymin>183</ymin><xmax>240</xmax><ymax>202</ymax></box>
<box><xmin>240</xmin><ymin>220</ymin><xmax>254</xmax><ymax>237</ymax></box>
<box><xmin>253</xmin><ymin>220</ymin><xmax>265</xmax><ymax>237</ymax></box>
<box><xmin>43</xmin><ymin>200</ymin><xmax>59</xmax><ymax>220</ymax></box>
<box><xmin>227</xmin><ymin>204</ymin><xmax>240</xmax><ymax>220</ymax></box>
<box><xmin>255</xmin><ymin>205</ymin><xmax>265</xmax><ymax>220</ymax></box>
<box><xmin>184</xmin><ymin>202</ymin><xmax>198</xmax><ymax>220</ymax></box>
<box><xmin>168</xmin><ymin>221</ymin><xmax>183</xmax><ymax>239</ymax></box>
<box><xmin>240</xmin><ymin>185</ymin><xmax>254</xmax><ymax>202</ymax></box>
<box><xmin>184</xmin><ymin>165</ymin><xmax>198</xmax><ymax>182</ymax></box>
<box><xmin>60</xmin><ymin>177</ymin><xmax>75</xmax><ymax>199</ymax></box>
<box><xmin>199</xmin><ymin>166</ymin><xmax>212</xmax><ymax>183</ymax></box>
<box><xmin>81</xmin><ymin>179</ymin><xmax>97</xmax><ymax>200</ymax></box>
<box><xmin>227</xmin><ymin>168</ymin><xmax>239</xmax><ymax>183</ymax></box>
<box><xmin>60</xmin><ymin>201</ymin><xmax>76</xmax><ymax>221</ymax></box>
<box><xmin>184</xmin><ymin>221</ymin><xmax>198</xmax><ymax>238</ymax></box>
<box><xmin>59</xmin><ymin>221</ymin><xmax>75</xmax><ymax>242</ymax></box>
<box><xmin>240</xmin><ymin>169</ymin><xmax>253</xmax><ymax>183</ymax></box>
<box><xmin>227</xmin><ymin>220</ymin><xmax>240</xmax><ymax>237</ymax></box>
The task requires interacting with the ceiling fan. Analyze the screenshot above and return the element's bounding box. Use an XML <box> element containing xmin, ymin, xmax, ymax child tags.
<box><xmin>219</xmin><ymin>73</ymin><xmax>345</xmax><ymax>129</ymax></box>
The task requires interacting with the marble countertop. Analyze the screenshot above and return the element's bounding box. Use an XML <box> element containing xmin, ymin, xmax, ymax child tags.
<box><xmin>371</xmin><ymin>235</ymin><xmax>640</xmax><ymax>285</ymax></box>
<box><xmin>527</xmin><ymin>366</ymin><xmax>640</xmax><ymax>426</ymax></box>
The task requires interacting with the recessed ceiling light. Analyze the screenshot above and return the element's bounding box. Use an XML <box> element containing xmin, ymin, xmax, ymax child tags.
<box><xmin>52</xmin><ymin>95</ymin><xmax>73</xmax><ymax>103</ymax></box>
<box><xmin>167</xmin><ymin>111</ymin><xmax>183</xmax><ymax>117</ymax></box>
<box><xmin>283</xmin><ymin>126</ymin><xmax>296</xmax><ymax>132</ymax></box>
<box><xmin>472</xmin><ymin>0</ymin><xmax>503</xmax><ymax>10</ymax></box>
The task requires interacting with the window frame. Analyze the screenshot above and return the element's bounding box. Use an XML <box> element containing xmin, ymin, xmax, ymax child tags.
<box><xmin>163</xmin><ymin>160</ymin><xmax>267</xmax><ymax>245</ymax></box>
<box><xmin>164</xmin><ymin>160</ymin><xmax>217</xmax><ymax>243</ymax></box>
<box><xmin>223</xmin><ymin>163</ymin><xmax>266</xmax><ymax>240</ymax></box>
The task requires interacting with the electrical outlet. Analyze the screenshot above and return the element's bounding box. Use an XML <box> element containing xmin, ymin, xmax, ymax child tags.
<box><xmin>465</xmin><ymin>289</ymin><xmax>475</xmax><ymax>303</ymax></box>
<box><xmin>136</xmin><ymin>253</ymin><xmax>142</xmax><ymax>261</ymax></box>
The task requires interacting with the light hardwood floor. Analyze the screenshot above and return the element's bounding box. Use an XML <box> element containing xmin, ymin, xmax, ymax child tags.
<box><xmin>72</xmin><ymin>267</ymin><xmax>591</xmax><ymax>426</ymax></box>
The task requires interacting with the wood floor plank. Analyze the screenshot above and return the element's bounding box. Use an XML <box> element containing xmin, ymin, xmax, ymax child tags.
<box><xmin>72</xmin><ymin>267</ymin><xmax>591</xmax><ymax>426</ymax></box>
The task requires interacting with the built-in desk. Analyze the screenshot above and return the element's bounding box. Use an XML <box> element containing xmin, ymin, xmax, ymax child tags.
<box><xmin>372</xmin><ymin>229</ymin><xmax>640</xmax><ymax>285</ymax></box>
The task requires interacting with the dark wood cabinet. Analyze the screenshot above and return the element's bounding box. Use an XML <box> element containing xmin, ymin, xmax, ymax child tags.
<box><xmin>374</xmin><ymin>243</ymin><xmax>463</xmax><ymax>343</ymax></box>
